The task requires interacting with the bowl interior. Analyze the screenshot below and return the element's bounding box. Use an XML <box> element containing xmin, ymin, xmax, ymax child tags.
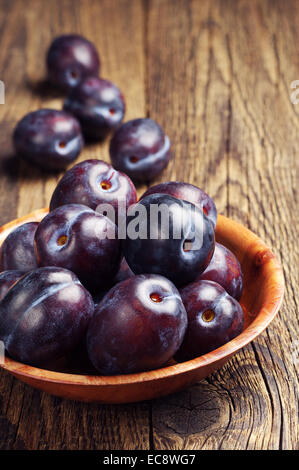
<box><xmin>0</xmin><ymin>209</ymin><xmax>284</xmax><ymax>388</ymax></box>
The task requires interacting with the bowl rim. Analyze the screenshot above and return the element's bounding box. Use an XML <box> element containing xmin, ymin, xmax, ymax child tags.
<box><xmin>0</xmin><ymin>209</ymin><xmax>285</xmax><ymax>387</ymax></box>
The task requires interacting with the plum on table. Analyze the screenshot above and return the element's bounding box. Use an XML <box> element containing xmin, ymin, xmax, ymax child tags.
<box><xmin>109</xmin><ymin>118</ymin><xmax>171</xmax><ymax>182</ymax></box>
<box><xmin>13</xmin><ymin>109</ymin><xmax>84</xmax><ymax>171</ymax></box>
<box><xmin>49</xmin><ymin>159</ymin><xmax>137</xmax><ymax>222</ymax></box>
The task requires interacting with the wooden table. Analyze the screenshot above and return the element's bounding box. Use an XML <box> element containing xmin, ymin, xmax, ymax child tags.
<box><xmin>0</xmin><ymin>0</ymin><xmax>298</xmax><ymax>450</ymax></box>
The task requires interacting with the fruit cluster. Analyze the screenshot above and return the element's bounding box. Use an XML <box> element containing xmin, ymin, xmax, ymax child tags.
<box><xmin>13</xmin><ymin>35</ymin><xmax>171</xmax><ymax>181</ymax></box>
<box><xmin>0</xmin><ymin>35</ymin><xmax>245</xmax><ymax>376</ymax></box>
<box><xmin>0</xmin><ymin>169</ymin><xmax>244</xmax><ymax>375</ymax></box>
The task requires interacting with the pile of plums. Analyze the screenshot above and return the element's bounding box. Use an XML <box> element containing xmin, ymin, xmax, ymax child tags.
<box><xmin>0</xmin><ymin>161</ymin><xmax>244</xmax><ymax>375</ymax></box>
<box><xmin>0</xmin><ymin>34</ymin><xmax>245</xmax><ymax>375</ymax></box>
<box><xmin>12</xmin><ymin>34</ymin><xmax>171</xmax><ymax>181</ymax></box>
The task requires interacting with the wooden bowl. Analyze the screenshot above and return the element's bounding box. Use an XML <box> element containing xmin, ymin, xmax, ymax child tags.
<box><xmin>0</xmin><ymin>209</ymin><xmax>284</xmax><ymax>403</ymax></box>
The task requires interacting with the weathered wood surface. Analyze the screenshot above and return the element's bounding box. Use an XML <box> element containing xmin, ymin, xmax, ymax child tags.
<box><xmin>0</xmin><ymin>0</ymin><xmax>298</xmax><ymax>450</ymax></box>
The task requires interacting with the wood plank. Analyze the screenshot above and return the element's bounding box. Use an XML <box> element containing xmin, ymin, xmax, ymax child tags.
<box><xmin>224</xmin><ymin>0</ymin><xmax>298</xmax><ymax>450</ymax></box>
<box><xmin>0</xmin><ymin>0</ymin><xmax>149</xmax><ymax>450</ymax></box>
<box><xmin>146</xmin><ymin>0</ymin><xmax>298</xmax><ymax>450</ymax></box>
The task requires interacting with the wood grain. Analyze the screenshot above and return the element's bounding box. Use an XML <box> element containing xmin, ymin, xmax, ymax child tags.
<box><xmin>0</xmin><ymin>0</ymin><xmax>298</xmax><ymax>450</ymax></box>
<box><xmin>0</xmin><ymin>211</ymin><xmax>284</xmax><ymax>406</ymax></box>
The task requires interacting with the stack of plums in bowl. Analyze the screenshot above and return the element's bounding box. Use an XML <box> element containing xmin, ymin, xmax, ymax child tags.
<box><xmin>0</xmin><ymin>159</ymin><xmax>244</xmax><ymax>375</ymax></box>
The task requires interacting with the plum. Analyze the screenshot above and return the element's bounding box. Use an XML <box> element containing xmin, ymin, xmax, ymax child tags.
<box><xmin>109</xmin><ymin>118</ymin><xmax>171</xmax><ymax>182</ymax></box>
<box><xmin>13</xmin><ymin>109</ymin><xmax>84</xmax><ymax>171</ymax></box>
<box><xmin>141</xmin><ymin>181</ymin><xmax>217</xmax><ymax>229</ymax></box>
<box><xmin>87</xmin><ymin>274</ymin><xmax>188</xmax><ymax>374</ymax></box>
<box><xmin>64</xmin><ymin>77</ymin><xmax>125</xmax><ymax>140</ymax></box>
<box><xmin>0</xmin><ymin>222</ymin><xmax>38</xmax><ymax>272</ymax></box>
<box><xmin>49</xmin><ymin>159</ymin><xmax>137</xmax><ymax>222</ymax></box>
<box><xmin>123</xmin><ymin>193</ymin><xmax>215</xmax><ymax>287</ymax></box>
<box><xmin>46</xmin><ymin>34</ymin><xmax>100</xmax><ymax>91</ymax></box>
<box><xmin>175</xmin><ymin>280</ymin><xmax>244</xmax><ymax>361</ymax></box>
<box><xmin>197</xmin><ymin>242</ymin><xmax>243</xmax><ymax>300</ymax></box>
<box><xmin>34</xmin><ymin>204</ymin><xmax>122</xmax><ymax>291</ymax></box>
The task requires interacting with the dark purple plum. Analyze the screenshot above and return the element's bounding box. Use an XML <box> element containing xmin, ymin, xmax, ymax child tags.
<box><xmin>46</xmin><ymin>34</ymin><xmax>100</xmax><ymax>91</ymax></box>
<box><xmin>109</xmin><ymin>118</ymin><xmax>171</xmax><ymax>182</ymax></box>
<box><xmin>0</xmin><ymin>270</ymin><xmax>24</xmax><ymax>302</ymax></box>
<box><xmin>0</xmin><ymin>267</ymin><xmax>94</xmax><ymax>366</ymax></box>
<box><xmin>196</xmin><ymin>242</ymin><xmax>243</xmax><ymax>300</ymax></box>
<box><xmin>175</xmin><ymin>280</ymin><xmax>244</xmax><ymax>361</ymax></box>
<box><xmin>92</xmin><ymin>258</ymin><xmax>134</xmax><ymax>307</ymax></box>
<box><xmin>64</xmin><ymin>77</ymin><xmax>125</xmax><ymax>140</ymax></box>
<box><xmin>141</xmin><ymin>181</ymin><xmax>217</xmax><ymax>229</ymax></box>
<box><xmin>34</xmin><ymin>204</ymin><xmax>121</xmax><ymax>291</ymax></box>
<box><xmin>87</xmin><ymin>274</ymin><xmax>188</xmax><ymax>375</ymax></box>
<box><xmin>49</xmin><ymin>159</ymin><xmax>137</xmax><ymax>222</ymax></box>
<box><xmin>123</xmin><ymin>193</ymin><xmax>215</xmax><ymax>287</ymax></box>
<box><xmin>13</xmin><ymin>109</ymin><xmax>84</xmax><ymax>171</ymax></box>
<box><xmin>0</xmin><ymin>222</ymin><xmax>38</xmax><ymax>272</ymax></box>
